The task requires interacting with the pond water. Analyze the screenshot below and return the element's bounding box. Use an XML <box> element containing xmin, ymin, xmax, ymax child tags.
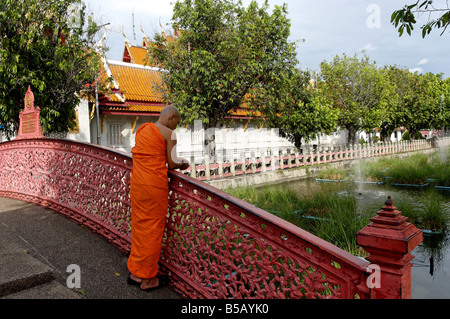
<box><xmin>278</xmin><ymin>178</ymin><xmax>450</xmax><ymax>299</ymax></box>
<box><xmin>411</xmin><ymin>233</ymin><xmax>450</xmax><ymax>298</ymax></box>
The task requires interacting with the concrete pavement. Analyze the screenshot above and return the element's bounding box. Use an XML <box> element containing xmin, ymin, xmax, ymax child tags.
<box><xmin>0</xmin><ymin>197</ymin><xmax>181</xmax><ymax>299</ymax></box>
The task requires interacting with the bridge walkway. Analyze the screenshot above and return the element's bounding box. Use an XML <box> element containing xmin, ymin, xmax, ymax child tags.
<box><xmin>0</xmin><ymin>197</ymin><xmax>180</xmax><ymax>299</ymax></box>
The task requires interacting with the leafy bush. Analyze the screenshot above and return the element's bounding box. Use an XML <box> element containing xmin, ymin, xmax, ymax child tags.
<box><xmin>402</xmin><ymin>130</ymin><xmax>425</xmax><ymax>140</ymax></box>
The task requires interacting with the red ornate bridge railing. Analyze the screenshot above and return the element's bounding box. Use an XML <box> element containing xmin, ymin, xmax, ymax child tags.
<box><xmin>0</xmin><ymin>138</ymin><xmax>421</xmax><ymax>299</ymax></box>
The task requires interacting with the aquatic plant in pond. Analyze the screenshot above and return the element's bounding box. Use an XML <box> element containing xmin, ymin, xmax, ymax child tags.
<box><xmin>354</xmin><ymin>152</ymin><xmax>450</xmax><ymax>233</ymax></box>
<box><xmin>386</xmin><ymin>190</ymin><xmax>448</xmax><ymax>231</ymax></box>
<box><xmin>227</xmin><ymin>182</ymin><xmax>448</xmax><ymax>256</ymax></box>
<box><xmin>359</xmin><ymin>151</ymin><xmax>450</xmax><ymax>186</ymax></box>
<box><xmin>358</xmin><ymin>154</ymin><xmax>429</xmax><ymax>184</ymax></box>
<box><xmin>317</xmin><ymin>167</ymin><xmax>347</xmax><ymax>181</ymax></box>
<box><xmin>420</xmin><ymin>190</ymin><xmax>449</xmax><ymax>231</ymax></box>
<box><xmin>394</xmin><ymin>194</ymin><xmax>420</xmax><ymax>224</ymax></box>
<box><xmin>429</xmin><ymin>161</ymin><xmax>450</xmax><ymax>187</ymax></box>
<box><xmin>226</xmin><ymin>186</ymin><xmax>370</xmax><ymax>256</ymax></box>
<box><xmin>226</xmin><ymin>186</ymin><xmax>303</xmax><ymax>216</ymax></box>
<box><xmin>305</xmin><ymin>193</ymin><xmax>369</xmax><ymax>256</ymax></box>
<box><xmin>313</xmin><ymin>150</ymin><xmax>450</xmax><ymax>186</ymax></box>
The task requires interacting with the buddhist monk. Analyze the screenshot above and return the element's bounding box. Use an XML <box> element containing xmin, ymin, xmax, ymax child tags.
<box><xmin>127</xmin><ymin>105</ymin><xmax>189</xmax><ymax>291</ymax></box>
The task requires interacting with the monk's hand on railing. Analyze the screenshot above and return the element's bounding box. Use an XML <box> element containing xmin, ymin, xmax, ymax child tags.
<box><xmin>177</xmin><ymin>158</ymin><xmax>190</xmax><ymax>171</ymax></box>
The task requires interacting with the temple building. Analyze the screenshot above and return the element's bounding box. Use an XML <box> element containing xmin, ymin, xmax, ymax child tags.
<box><xmin>67</xmin><ymin>31</ymin><xmax>292</xmax><ymax>161</ymax></box>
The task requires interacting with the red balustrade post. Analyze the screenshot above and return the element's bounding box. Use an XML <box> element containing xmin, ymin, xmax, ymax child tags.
<box><xmin>357</xmin><ymin>196</ymin><xmax>423</xmax><ymax>299</ymax></box>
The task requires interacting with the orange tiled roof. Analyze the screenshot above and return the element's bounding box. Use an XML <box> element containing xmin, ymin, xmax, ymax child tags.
<box><xmin>127</xmin><ymin>45</ymin><xmax>150</xmax><ymax>66</ymax></box>
<box><xmin>105</xmin><ymin>61</ymin><xmax>165</xmax><ymax>104</ymax></box>
<box><xmin>103</xmin><ymin>103</ymin><xmax>164</xmax><ymax>113</ymax></box>
<box><xmin>127</xmin><ymin>104</ymin><xmax>164</xmax><ymax>113</ymax></box>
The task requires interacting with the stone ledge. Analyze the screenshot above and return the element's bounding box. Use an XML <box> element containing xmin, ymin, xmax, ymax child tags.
<box><xmin>0</xmin><ymin>252</ymin><xmax>55</xmax><ymax>298</ymax></box>
<box><xmin>1</xmin><ymin>280</ymin><xmax>81</xmax><ymax>299</ymax></box>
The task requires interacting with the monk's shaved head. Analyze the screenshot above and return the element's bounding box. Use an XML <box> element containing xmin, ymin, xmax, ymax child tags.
<box><xmin>157</xmin><ymin>105</ymin><xmax>182</xmax><ymax>130</ymax></box>
<box><xmin>159</xmin><ymin>105</ymin><xmax>181</xmax><ymax>120</ymax></box>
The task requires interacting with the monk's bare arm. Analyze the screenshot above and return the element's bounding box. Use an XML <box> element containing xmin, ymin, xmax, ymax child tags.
<box><xmin>165</xmin><ymin>129</ymin><xmax>189</xmax><ymax>170</ymax></box>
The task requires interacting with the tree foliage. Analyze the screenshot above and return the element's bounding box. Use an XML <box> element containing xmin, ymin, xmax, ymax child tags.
<box><xmin>392</xmin><ymin>1</ymin><xmax>450</xmax><ymax>37</ymax></box>
<box><xmin>380</xmin><ymin>65</ymin><xmax>409</xmax><ymax>141</ymax></box>
<box><xmin>148</xmin><ymin>0</ymin><xmax>298</xmax><ymax>128</ymax></box>
<box><xmin>0</xmin><ymin>0</ymin><xmax>103</xmax><ymax>138</ymax></box>
<box><xmin>319</xmin><ymin>54</ymin><xmax>390</xmax><ymax>145</ymax></box>
<box><xmin>393</xmin><ymin>69</ymin><xmax>431</xmax><ymax>139</ymax></box>
<box><xmin>263</xmin><ymin>69</ymin><xmax>338</xmax><ymax>149</ymax></box>
<box><xmin>381</xmin><ymin>66</ymin><xmax>448</xmax><ymax>140</ymax></box>
<box><xmin>444</xmin><ymin>77</ymin><xmax>450</xmax><ymax>130</ymax></box>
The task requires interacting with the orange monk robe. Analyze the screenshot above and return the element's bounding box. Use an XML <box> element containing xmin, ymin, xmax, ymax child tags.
<box><xmin>127</xmin><ymin>123</ymin><xmax>169</xmax><ymax>279</ymax></box>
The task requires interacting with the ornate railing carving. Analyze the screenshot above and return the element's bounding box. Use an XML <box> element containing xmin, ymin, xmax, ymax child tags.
<box><xmin>0</xmin><ymin>138</ymin><xmax>372</xmax><ymax>299</ymax></box>
<box><xmin>0</xmin><ymin>139</ymin><xmax>132</xmax><ymax>252</ymax></box>
<box><xmin>164</xmin><ymin>173</ymin><xmax>371</xmax><ymax>299</ymax></box>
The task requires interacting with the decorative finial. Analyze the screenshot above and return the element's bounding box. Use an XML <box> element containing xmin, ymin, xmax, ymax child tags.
<box><xmin>385</xmin><ymin>196</ymin><xmax>393</xmax><ymax>206</ymax></box>
<box><xmin>122</xmin><ymin>26</ymin><xmax>129</xmax><ymax>44</ymax></box>
<box><xmin>159</xmin><ymin>17</ymin><xmax>167</xmax><ymax>38</ymax></box>
<box><xmin>24</xmin><ymin>85</ymin><xmax>34</xmax><ymax>110</ymax></box>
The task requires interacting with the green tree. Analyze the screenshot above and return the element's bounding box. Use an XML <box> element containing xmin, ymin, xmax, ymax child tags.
<box><xmin>381</xmin><ymin>65</ymin><xmax>412</xmax><ymax>142</ymax></box>
<box><xmin>0</xmin><ymin>0</ymin><xmax>103</xmax><ymax>139</ymax></box>
<box><xmin>427</xmin><ymin>73</ymin><xmax>448</xmax><ymax>132</ymax></box>
<box><xmin>149</xmin><ymin>0</ymin><xmax>298</xmax><ymax>128</ymax></box>
<box><xmin>319</xmin><ymin>54</ymin><xmax>389</xmax><ymax>145</ymax></box>
<box><xmin>264</xmin><ymin>69</ymin><xmax>338</xmax><ymax>149</ymax></box>
<box><xmin>391</xmin><ymin>1</ymin><xmax>450</xmax><ymax>37</ymax></box>
<box><xmin>392</xmin><ymin>70</ymin><xmax>443</xmax><ymax>140</ymax></box>
<box><xmin>443</xmin><ymin>78</ymin><xmax>450</xmax><ymax>134</ymax></box>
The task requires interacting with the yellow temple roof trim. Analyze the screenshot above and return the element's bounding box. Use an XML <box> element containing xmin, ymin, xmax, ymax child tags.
<box><xmin>100</xmin><ymin>56</ymin><xmax>125</xmax><ymax>103</ymax></box>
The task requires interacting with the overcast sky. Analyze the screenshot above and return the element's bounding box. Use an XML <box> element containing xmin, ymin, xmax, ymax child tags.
<box><xmin>84</xmin><ymin>0</ymin><xmax>449</xmax><ymax>78</ymax></box>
